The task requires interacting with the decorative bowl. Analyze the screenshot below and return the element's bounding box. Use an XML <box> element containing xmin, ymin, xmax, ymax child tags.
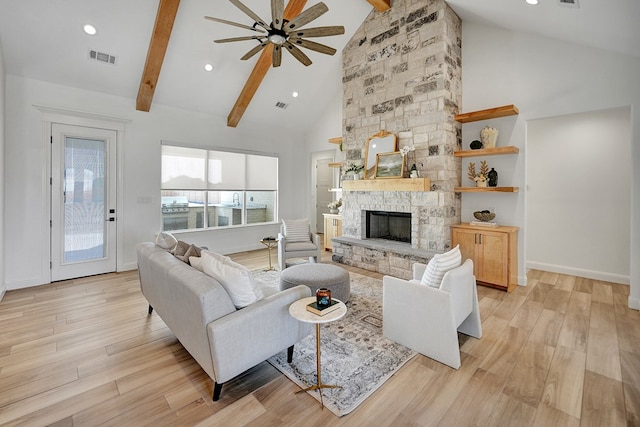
<box><xmin>473</xmin><ymin>211</ymin><xmax>495</xmax><ymax>222</ymax></box>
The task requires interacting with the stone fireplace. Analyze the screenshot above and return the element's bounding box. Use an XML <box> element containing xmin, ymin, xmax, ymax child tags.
<box><xmin>365</xmin><ymin>210</ymin><xmax>411</xmax><ymax>243</ymax></box>
<box><xmin>331</xmin><ymin>0</ymin><xmax>462</xmax><ymax>279</ymax></box>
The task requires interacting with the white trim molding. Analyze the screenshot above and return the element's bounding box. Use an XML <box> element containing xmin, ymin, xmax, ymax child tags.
<box><xmin>526</xmin><ymin>261</ymin><xmax>630</xmax><ymax>285</ymax></box>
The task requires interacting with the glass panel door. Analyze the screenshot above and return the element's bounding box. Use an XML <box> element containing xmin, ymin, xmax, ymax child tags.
<box><xmin>51</xmin><ymin>124</ymin><xmax>117</xmax><ymax>281</ymax></box>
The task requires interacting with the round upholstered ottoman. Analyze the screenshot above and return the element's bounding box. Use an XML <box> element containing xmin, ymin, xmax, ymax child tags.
<box><xmin>279</xmin><ymin>263</ymin><xmax>351</xmax><ymax>303</ymax></box>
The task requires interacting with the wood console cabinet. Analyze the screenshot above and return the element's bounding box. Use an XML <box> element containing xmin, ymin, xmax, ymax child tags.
<box><xmin>323</xmin><ymin>214</ymin><xmax>342</xmax><ymax>251</ymax></box>
<box><xmin>451</xmin><ymin>223</ymin><xmax>518</xmax><ymax>292</ymax></box>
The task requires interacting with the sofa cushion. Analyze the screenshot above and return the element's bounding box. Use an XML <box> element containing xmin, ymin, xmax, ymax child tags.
<box><xmin>420</xmin><ymin>245</ymin><xmax>461</xmax><ymax>288</ymax></box>
<box><xmin>285</xmin><ymin>241</ymin><xmax>318</xmax><ymax>252</ymax></box>
<box><xmin>282</xmin><ymin>218</ymin><xmax>310</xmax><ymax>243</ymax></box>
<box><xmin>200</xmin><ymin>251</ymin><xmax>264</xmax><ymax>308</ymax></box>
<box><xmin>155</xmin><ymin>231</ymin><xmax>178</xmax><ymax>250</ymax></box>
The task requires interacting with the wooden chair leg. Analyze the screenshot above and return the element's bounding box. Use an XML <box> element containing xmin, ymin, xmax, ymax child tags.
<box><xmin>213</xmin><ymin>382</ymin><xmax>223</xmax><ymax>401</ymax></box>
<box><xmin>287</xmin><ymin>345</ymin><xmax>294</xmax><ymax>363</ymax></box>
<box><xmin>148</xmin><ymin>305</ymin><xmax>153</xmax><ymax>314</ymax></box>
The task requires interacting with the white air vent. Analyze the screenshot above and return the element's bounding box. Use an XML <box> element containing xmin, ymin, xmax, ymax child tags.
<box><xmin>89</xmin><ymin>50</ymin><xmax>117</xmax><ymax>65</ymax></box>
<box><xmin>559</xmin><ymin>0</ymin><xmax>579</xmax><ymax>8</ymax></box>
<box><xmin>275</xmin><ymin>101</ymin><xmax>289</xmax><ymax>109</ymax></box>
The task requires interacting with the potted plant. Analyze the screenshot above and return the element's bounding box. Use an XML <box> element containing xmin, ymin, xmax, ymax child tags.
<box><xmin>344</xmin><ymin>162</ymin><xmax>364</xmax><ymax>180</ymax></box>
<box><xmin>328</xmin><ymin>198</ymin><xmax>342</xmax><ymax>214</ymax></box>
<box><xmin>468</xmin><ymin>160</ymin><xmax>489</xmax><ymax>187</ymax></box>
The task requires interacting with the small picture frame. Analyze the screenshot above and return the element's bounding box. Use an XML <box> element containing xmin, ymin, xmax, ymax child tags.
<box><xmin>374</xmin><ymin>151</ymin><xmax>404</xmax><ymax>179</ymax></box>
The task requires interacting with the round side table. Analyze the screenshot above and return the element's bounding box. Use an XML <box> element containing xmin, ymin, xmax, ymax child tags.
<box><xmin>289</xmin><ymin>296</ymin><xmax>347</xmax><ymax>409</ymax></box>
<box><xmin>259</xmin><ymin>237</ymin><xmax>278</xmax><ymax>271</ymax></box>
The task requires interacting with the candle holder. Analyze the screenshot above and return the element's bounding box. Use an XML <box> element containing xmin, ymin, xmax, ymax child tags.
<box><xmin>316</xmin><ymin>288</ymin><xmax>332</xmax><ymax>308</ymax></box>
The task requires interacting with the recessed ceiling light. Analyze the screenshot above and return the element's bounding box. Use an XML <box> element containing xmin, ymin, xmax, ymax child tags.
<box><xmin>204</xmin><ymin>63</ymin><xmax>214</xmax><ymax>72</ymax></box>
<box><xmin>525</xmin><ymin>0</ymin><xmax>539</xmax><ymax>4</ymax></box>
<box><xmin>83</xmin><ymin>24</ymin><xmax>97</xmax><ymax>35</ymax></box>
<box><xmin>292</xmin><ymin>91</ymin><xmax>299</xmax><ymax>98</ymax></box>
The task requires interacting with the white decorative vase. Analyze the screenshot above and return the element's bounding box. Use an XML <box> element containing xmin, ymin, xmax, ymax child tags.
<box><xmin>480</xmin><ymin>126</ymin><xmax>498</xmax><ymax>149</ymax></box>
<box><xmin>476</xmin><ymin>180</ymin><xmax>487</xmax><ymax>188</ymax></box>
<box><xmin>329</xmin><ymin>208</ymin><xmax>338</xmax><ymax>214</ymax></box>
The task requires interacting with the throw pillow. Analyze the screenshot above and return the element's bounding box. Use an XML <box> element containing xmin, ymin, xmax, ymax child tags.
<box><xmin>172</xmin><ymin>240</ymin><xmax>191</xmax><ymax>262</ymax></box>
<box><xmin>283</xmin><ymin>218</ymin><xmax>310</xmax><ymax>243</ymax></box>
<box><xmin>200</xmin><ymin>251</ymin><xmax>264</xmax><ymax>308</ymax></box>
<box><xmin>155</xmin><ymin>231</ymin><xmax>178</xmax><ymax>251</ymax></box>
<box><xmin>189</xmin><ymin>256</ymin><xmax>204</xmax><ymax>272</ymax></box>
<box><xmin>184</xmin><ymin>244</ymin><xmax>202</xmax><ymax>260</ymax></box>
<box><xmin>421</xmin><ymin>245</ymin><xmax>462</xmax><ymax>288</ymax></box>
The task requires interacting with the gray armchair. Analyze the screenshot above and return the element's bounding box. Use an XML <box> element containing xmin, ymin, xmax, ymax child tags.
<box><xmin>277</xmin><ymin>219</ymin><xmax>322</xmax><ymax>270</ymax></box>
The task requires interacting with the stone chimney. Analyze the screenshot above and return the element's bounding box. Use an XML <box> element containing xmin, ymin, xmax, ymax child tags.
<box><xmin>333</xmin><ymin>0</ymin><xmax>462</xmax><ymax>276</ymax></box>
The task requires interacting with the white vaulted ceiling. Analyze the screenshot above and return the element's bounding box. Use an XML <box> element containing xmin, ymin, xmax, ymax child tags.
<box><xmin>0</xmin><ymin>0</ymin><xmax>637</xmax><ymax>132</ymax></box>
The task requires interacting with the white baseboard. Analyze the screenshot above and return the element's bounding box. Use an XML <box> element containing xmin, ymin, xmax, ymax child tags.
<box><xmin>518</xmin><ymin>275</ymin><xmax>528</xmax><ymax>286</ymax></box>
<box><xmin>629</xmin><ymin>296</ymin><xmax>640</xmax><ymax>311</ymax></box>
<box><xmin>7</xmin><ymin>277</ymin><xmax>48</xmax><ymax>290</ymax></box>
<box><xmin>526</xmin><ymin>261</ymin><xmax>630</xmax><ymax>285</ymax></box>
<box><xmin>119</xmin><ymin>262</ymin><xmax>138</xmax><ymax>272</ymax></box>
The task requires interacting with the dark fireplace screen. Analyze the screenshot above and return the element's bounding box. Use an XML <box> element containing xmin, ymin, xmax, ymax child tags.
<box><xmin>366</xmin><ymin>211</ymin><xmax>411</xmax><ymax>244</ymax></box>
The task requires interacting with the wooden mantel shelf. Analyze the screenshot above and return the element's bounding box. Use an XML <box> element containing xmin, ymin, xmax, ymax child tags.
<box><xmin>454</xmin><ymin>105</ymin><xmax>519</xmax><ymax>123</ymax></box>
<box><xmin>343</xmin><ymin>177</ymin><xmax>430</xmax><ymax>192</ymax></box>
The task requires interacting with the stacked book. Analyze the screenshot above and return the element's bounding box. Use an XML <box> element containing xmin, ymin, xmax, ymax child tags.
<box><xmin>306</xmin><ymin>300</ymin><xmax>341</xmax><ymax>316</ymax></box>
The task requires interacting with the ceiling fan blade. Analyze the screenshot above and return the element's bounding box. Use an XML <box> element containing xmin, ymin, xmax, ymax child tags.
<box><xmin>284</xmin><ymin>2</ymin><xmax>328</xmax><ymax>32</ymax></box>
<box><xmin>284</xmin><ymin>41</ymin><xmax>312</xmax><ymax>66</ymax></box>
<box><xmin>229</xmin><ymin>0</ymin><xmax>270</xmax><ymax>31</ymax></box>
<box><xmin>288</xmin><ymin>26</ymin><xmax>345</xmax><ymax>38</ymax></box>
<box><xmin>204</xmin><ymin>16</ymin><xmax>265</xmax><ymax>33</ymax></box>
<box><xmin>271</xmin><ymin>0</ymin><xmax>285</xmax><ymax>30</ymax></box>
<box><xmin>241</xmin><ymin>42</ymin><xmax>269</xmax><ymax>60</ymax></box>
<box><xmin>272</xmin><ymin>45</ymin><xmax>282</xmax><ymax>67</ymax></box>
<box><xmin>289</xmin><ymin>38</ymin><xmax>336</xmax><ymax>56</ymax></box>
<box><xmin>214</xmin><ymin>36</ymin><xmax>265</xmax><ymax>43</ymax></box>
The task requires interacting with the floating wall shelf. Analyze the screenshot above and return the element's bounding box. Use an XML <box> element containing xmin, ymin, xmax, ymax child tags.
<box><xmin>454</xmin><ymin>104</ymin><xmax>519</xmax><ymax>123</ymax></box>
<box><xmin>328</xmin><ymin>137</ymin><xmax>343</xmax><ymax>144</ymax></box>
<box><xmin>454</xmin><ymin>146</ymin><xmax>519</xmax><ymax>158</ymax></box>
<box><xmin>454</xmin><ymin>187</ymin><xmax>519</xmax><ymax>193</ymax></box>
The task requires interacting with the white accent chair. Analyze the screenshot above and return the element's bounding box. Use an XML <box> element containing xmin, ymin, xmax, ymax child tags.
<box><xmin>277</xmin><ymin>220</ymin><xmax>322</xmax><ymax>270</ymax></box>
<box><xmin>382</xmin><ymin>259</ymin><xmax>482</xmax><ymax>369</ymax></box>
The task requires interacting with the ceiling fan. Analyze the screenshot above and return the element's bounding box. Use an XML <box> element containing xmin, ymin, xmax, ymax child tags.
<box><xmin>205</xmin><ymin>0</ymin><xmax>345</xmax><ymax>67</ymax></box>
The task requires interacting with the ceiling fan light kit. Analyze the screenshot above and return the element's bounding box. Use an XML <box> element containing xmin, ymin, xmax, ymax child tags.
<box><xmin>207</xmin><ymin>0</ymin><xmax>345</xmax><ymax>67</ymax></box>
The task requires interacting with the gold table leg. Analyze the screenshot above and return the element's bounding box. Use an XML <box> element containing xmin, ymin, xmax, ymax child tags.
<box><xmin>261</xmin><ymin>241</ymin><xmax>276</xmax><ymax>271</ymax></box>
<box><xmin>296</xmin><ymin>323</ymin><xmax>342</xmax><ymax>409</ymax></box>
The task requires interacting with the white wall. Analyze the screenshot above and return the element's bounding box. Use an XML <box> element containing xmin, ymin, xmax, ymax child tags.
<box><xmin>460</xmin><ymin>22</ymin><xmax>640</xmax><ymax>308</ymax></box>
<box><xmin>0</xmin><ymin>36</ymin><xmax>6</xmax><ymax>300</ymax></box>
<box><xmin>4</xmin><ymin>76</ymin><xmax>307</xmax><ymax>290</ymax></box>
<box><xmin>303</xmin><ymin>75</ymin><xmax>344</xmax><ymax>224</ymax></box>
<box><xmin>527</xmin><ymin>107</ymin><xmax>631</xmax><ymax>283</ymax></box>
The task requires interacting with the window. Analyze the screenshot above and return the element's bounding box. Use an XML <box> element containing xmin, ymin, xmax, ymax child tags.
<box><xmin>161</xmin><ymin>144</ymin><xmax>278</xmax><ymax>231</ymax></box>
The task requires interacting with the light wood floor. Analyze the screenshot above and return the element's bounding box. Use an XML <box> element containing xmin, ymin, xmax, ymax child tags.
<box><xmin>1</xmin><ymin>249</ymin><xmax>639</xmax><ymax>426</ymax></box>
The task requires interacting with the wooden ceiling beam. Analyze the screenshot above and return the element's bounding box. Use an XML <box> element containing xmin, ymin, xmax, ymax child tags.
<box><xmin>227</xmin><ymin>0</ymin><xmax>307</xmax><ymax>128</ymax></box>
<box><xmin>136</xmin><ymin>0</ymin><xmax>181</xmax><ymax>112</ymax></box>
<box><xmin>367</xmin><ymin>0</ymin><xmax>391</xmax><ymax>12</ymax></box>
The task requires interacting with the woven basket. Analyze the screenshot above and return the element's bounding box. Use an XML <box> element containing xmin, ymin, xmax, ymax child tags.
<box><xmin>473</xmin><ymin>211</ymin><xmax>496</xmax><ymax>222</ymax></box>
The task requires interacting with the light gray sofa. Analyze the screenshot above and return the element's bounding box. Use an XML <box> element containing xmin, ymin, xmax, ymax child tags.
<box><xmin>136</xmin><ymin>242</ymin><xmax>312</xmax><ymax>401</ymax></box>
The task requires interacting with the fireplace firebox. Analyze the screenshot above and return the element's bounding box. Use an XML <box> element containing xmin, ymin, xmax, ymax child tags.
<box><xmin>365</xmin><ymin>211</ymin><xmax>411</xmax><ymax>244</ymax></box>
